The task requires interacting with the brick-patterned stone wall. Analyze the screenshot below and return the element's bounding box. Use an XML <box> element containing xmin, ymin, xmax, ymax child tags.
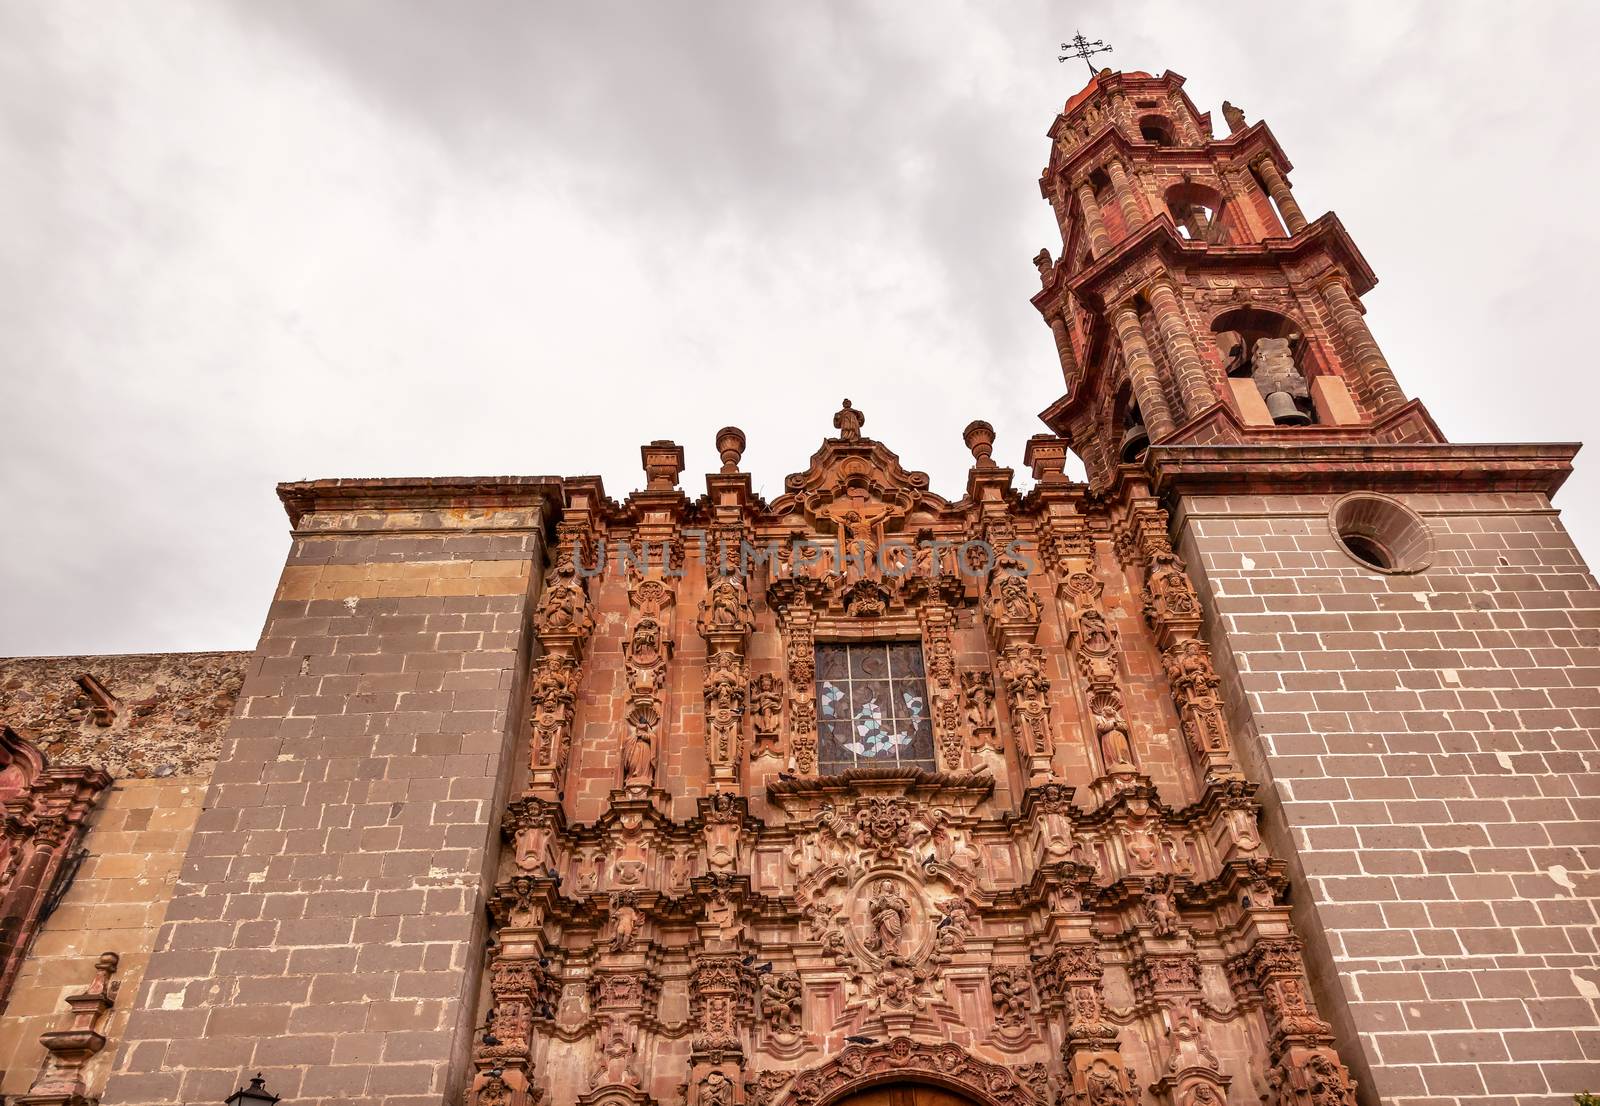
<box><xmin>1173</xmin><ymin>489</ymin><xmax>1600</xmax><ymax>1106</ymax></box>
<box><xmin>0</xmin><ymin>776</ymin><xmax>208</xmax><ymax>1097</ymax></box>
<box><xmin>103</xmin><ymin>493</ymin><xmax>555</xmax><ymax>1106</ymax></box>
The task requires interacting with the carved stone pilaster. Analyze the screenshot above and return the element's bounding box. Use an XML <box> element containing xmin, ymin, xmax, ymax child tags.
<box><xmin>1049</xmin><ymin>943</ymin><xmax>1139</xmax><ymax>1106</ymax></box>
<box><xmin>528</xmin><ymin>515</ymin><xmax>599</xmax><ymax>794</ymax></box>
<box><xmin>919</xmin><ymin>603</ymin><xmax>965</xmax><ymax>772</ymax></box>
<box><xmin>698</xmin><ymin>548</ymin><xmax>756</xmax><ymax>791</ymax></box>
<box><xmin>620</xmin><ymin>557</ymin><xmax>677</xmax><ymax>795</ymax></box>
<box><xmin>1120</xmin><ymin>496</ymin><xmax>1243</xmax><ymax>782</ymax></box>
<box><xmin>1229</xmin><ymin>935</ymin><xmax>1358</xmax><ymax>1106</ymax></box>
<box><xmin>778</xmin><ymin>605</ymin><xmax>818</xmax><ymax>775</ymax></box>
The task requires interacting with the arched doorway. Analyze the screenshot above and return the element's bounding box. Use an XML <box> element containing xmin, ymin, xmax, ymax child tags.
<box><xmin>831</xmin><ymin>1085</ymin><xmax>979</xmax><ymax>1106</ymax></box>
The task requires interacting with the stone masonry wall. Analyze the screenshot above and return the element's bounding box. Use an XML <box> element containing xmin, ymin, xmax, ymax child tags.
<box><xmin>102</xmin><ymin>499</ymin><xmax>551</xmax><ymax>1106</ymax></box>
<box><xmin>0</xmin><ymin>777</ymin><xmax>208</xmax><ymax>1098</ymax></box>
<box><xmin>1173</xmin><ymin>489</ymin><xmax>1600</xmax><ymax>1106</ymax></box>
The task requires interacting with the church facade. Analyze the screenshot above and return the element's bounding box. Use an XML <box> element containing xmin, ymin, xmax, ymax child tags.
<box><xmin>2</xmin><ymin>69</ymin><xmax>1597</xmax><ymax>1106</ymax></box>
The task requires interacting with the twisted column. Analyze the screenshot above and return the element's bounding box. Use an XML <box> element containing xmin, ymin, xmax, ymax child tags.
<box><xmin>1075</xmin><ymin>183</ymin><xmax>1113</xmax><ymax>258</ymax></box>
<box><xmin>1111</xmin><ymin>305</ymin><xmax>1176</xmax><ymax>440</ymax></box>
<box><xmin>1147</xmin><ymin>279</ymin><xmax>1212</xmax><ymax>417</ymax></box>
<box><xmin>1104</xmin><ymin>159</ymin><xmax>1146</xmax><ymax>233</ymax></box>
<box><xmin>1321</xmin><ymin>278</ymin><xmax>1405</xmax><ymax>413</ymax></box>
<box><xmin>1047</xmin><ymin>311</ymin><xmax>1079</xmax><ymax>382</ymax></box>
<box><xmin>1254</xmin><ymin>158</ymin><xmax>1308</xmax><ymax>234</ymax></box>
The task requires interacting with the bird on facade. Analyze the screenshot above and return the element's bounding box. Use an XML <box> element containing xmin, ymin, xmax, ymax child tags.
<box><xmin>845</xmin><ymin>1035</ymin><xmax>877</xmax><ymax>1045</ymax></box>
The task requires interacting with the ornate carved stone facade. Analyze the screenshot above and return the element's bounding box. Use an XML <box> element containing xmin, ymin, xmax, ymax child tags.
<box><xmin>0</xmin><ymin>63</ymin><xmax>1593</xmax><ymax>1106</ymax></box>
<box><xmin>461</xmin><ymin>377</ymin><xmax>1360</xmax><ymax>1106</ymax></box>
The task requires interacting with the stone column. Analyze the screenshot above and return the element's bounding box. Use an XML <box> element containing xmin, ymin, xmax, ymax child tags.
<box><xmin>1111</xmin><ymin>305</ymin><xmax>1176</xmax><ymax>440</ymax></box>
<box><xmin>1104</xmin><ymin>159</ymin><xmax>1145</xmax><ymax>233</ymax></box>
<box><xmin>1253</xmin><ymin>158</ymin><xmax>1308</xmax><ymax>234</ymax></box>
<box><xmin>1075</xmin><ymin>183</ymin><xmax>1113</xmax><ymax>259</ymax></box>
<box><xmin>1146</xmin><ymin>279</ymin><xmax>1212</xmax><ymax>417</ymax></box>
<box><xmin>1320</xmin><ymin>278</ymin><xmax>1405</xmax><ymax>412</ymax></box>
<box><xmin>1047</xmin><ymin>311</ymin><xmax>1079</xmax><ymax>382</ymax></box>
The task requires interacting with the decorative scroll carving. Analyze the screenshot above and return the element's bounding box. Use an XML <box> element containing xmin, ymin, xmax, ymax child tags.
<box><xmin>528</xmin><ymin>655</ymin><xmax>580</xmax><ymax>780</ymax></box>
<box><xmin>1230</xmin><ymin>936</ymin><xmax>1358</xmax><ymax>1105</ymax></box>
<box><xmin>621</xmin><ymin>561</ymin><xmax>676</xmax><ymax>794</ymax></box>
<box><xmin>990</xmin><ymin>964</ymin><xmax>1035</xmax><ymax>1027</ymax></box>
<box><xmin>689</xmin><ymin>953</ymin><xmax>750</xmax><ymax>1060</ymax></box>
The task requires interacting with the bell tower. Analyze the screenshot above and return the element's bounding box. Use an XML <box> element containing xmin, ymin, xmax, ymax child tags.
<box><xmin>1032</xmin><ymin>68</ymin><xmax>1435</xmax><ymax>488</ymax></box>
<box><xmin>1027</xmin><ymin>69</ymin><xmax>1600</xmax><ymax>1106</ymax></box>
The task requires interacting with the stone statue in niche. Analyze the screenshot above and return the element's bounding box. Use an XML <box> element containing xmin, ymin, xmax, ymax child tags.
<box><xmin>993</xmin><ymin>570</ymin><xmax>1042</xmax><ymax>625</ymax></box>
<box><xmin>608</xmin><ymin>891</ymin><xmax>640</xmax><ymax>952</ymax></box>
<box><xmin>961</xmin><ymin>670</ymin><xmax>998</xmax><ymax>749</ymax></box>
<box><xmin>534</xmin><ymin>561</ymin><xmax>591</xmax><ymax>637</ymax></box>
<box><xmin>1090</xmin><ymin>689</ymin><xmax>1135</xmax><ymax>769</ymax></box>
<box><xmin>621</xmin><ymin>704</ymin><xmax>656</xmax><ymax>789</ymax></box>
<box><xmin>699</xmin><ymin>576</ymin><xmax>755</xmax><ymax>636</ymax></box>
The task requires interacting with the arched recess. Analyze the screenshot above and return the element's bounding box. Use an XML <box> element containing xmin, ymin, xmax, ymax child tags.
<box><xmin>770</xmin><ymin>1038</ymin><xmax>1043</xmax><ymax>1106</ymax></box>
<box><xmin>1164</xmin><ymin>181</ymin><xmax>1228</xmax><ymax>244</ymax></box>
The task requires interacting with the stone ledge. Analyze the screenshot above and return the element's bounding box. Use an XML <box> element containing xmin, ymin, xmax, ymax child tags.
<box><xmin>1145</xmin><ymin>441</ymin><xmax>1581</xmax><ymax>499</ymax></box>
<box><xmin>277</xmin><ymin>476</ymin><xmax>566</xmax><ymax>527</ymax></box>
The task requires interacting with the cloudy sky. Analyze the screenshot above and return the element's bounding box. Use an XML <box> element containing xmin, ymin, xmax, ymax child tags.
<box><xmin>4</xmin><ymin>2</ymin><xmax>1597</xmax><ymax>657</ymax></box>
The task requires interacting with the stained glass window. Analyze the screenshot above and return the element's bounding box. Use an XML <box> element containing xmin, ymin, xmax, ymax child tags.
<box><xmin>814</xmin><ymin>641</ymin><xmax>935</xmax><ymax>773</ymax></box>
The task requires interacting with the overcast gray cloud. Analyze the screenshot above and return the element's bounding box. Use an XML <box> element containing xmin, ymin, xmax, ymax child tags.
<box><xmin>3</xmin><ymin>1</ymin><xmax>1597</xmax><ymax>657</ymax></box>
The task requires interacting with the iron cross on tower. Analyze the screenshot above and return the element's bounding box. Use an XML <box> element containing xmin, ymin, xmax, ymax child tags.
<box><xmin>1058</xmin><ymin>32</ymin><xmax>1113</xmax><ymax>77</ymax></box>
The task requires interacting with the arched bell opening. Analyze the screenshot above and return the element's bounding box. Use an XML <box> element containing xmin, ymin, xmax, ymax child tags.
<box><xmin>1138</xmin><ymin>113</ymin><xmax>1178</xmax><ymax>147</ymax></box>
<box><xmin>1165</xmin><ymin>180</ymin><xmax>1228</xmax><ymax>244</ymax></box>
<box><xmin>1210</xmin><ymin>306</ymin><xmax>1316</xmax><ymax>426</ymax></box>
<box><xmin>1113</xmin><ymin>385</ymin><xmax>1149</xmax><ymax>464</ymax></box>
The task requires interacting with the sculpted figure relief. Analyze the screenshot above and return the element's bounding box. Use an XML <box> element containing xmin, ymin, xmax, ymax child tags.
<box><xmin>759</xmin><ymin>969</ymin><xmax>804</xmax><ymax>1034</ymax></box>
<box><xmin>1143</xmin><ymin>874</ymin><xmax>1180</xmax><ymax>937</ymax></box>
<box><xmin>865</xmin><ymin>878</ymin><xmax>911</xmax><ymax>960</ymax></box>
<box><xmin>749</xmin><ymin>672</ymin><xmax>783</xmax><ymax>759</ymax></box>
<box><xmin>608</xmin><ymin>891</ymin><xmax>641</xmax><ymax>952</ymax></box>
<box><xmin>990</xmin><ymin>964</ymin><xmax>1035</xmax><ymax>1027</ymax></box>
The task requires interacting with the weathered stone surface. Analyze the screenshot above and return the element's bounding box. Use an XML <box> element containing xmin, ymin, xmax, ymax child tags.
<box><xmin>0</xmin><ymin>653</ymin><xmax>246</xmax><ymax>778</ymax></box>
